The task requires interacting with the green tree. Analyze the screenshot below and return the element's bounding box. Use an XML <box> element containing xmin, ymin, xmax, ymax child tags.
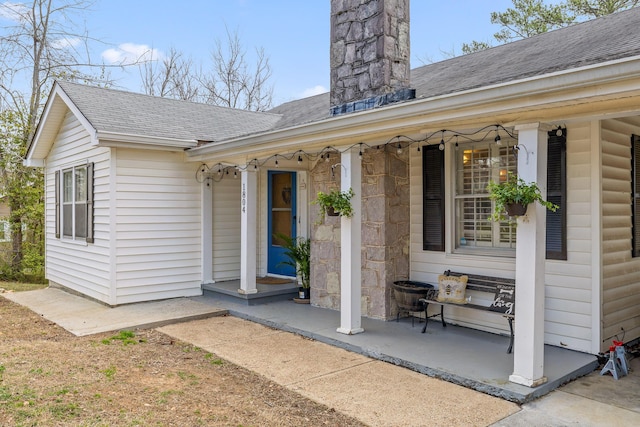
<box><xmin>0</xmin><ymin>0</ymin><xmax>110</xmax><ymax>278</ymax></box>
<box><xmin>0</xmin><ymin>109</ymin><xmax>43</xmax><ymax>279</ymax></box>
<box><xmin>567</xmin><ymin>0</ymin><xmax>639</xmax><ymax>16</ymax></box>
<box><xmin>462</xmin><ymin>0</ymin><xmax>638</xmax><ymax>54</ymax></box>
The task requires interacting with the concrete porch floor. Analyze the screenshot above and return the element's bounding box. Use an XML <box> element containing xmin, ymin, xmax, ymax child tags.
<box><xmin>200</xmin><ymin>289</ymin><xmax>599</xmax><ymax>403</ymax></box>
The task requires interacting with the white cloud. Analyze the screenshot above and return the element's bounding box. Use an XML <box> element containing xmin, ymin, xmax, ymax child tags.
<box><xmin>298</xmin><ymin>85</ymin><xmax>327</xmax><ymax>99</ymax></box>
<box><xmin>101</xmin><ymin>43</ymin><xmax>163</xmax><ymax>65</ymax></box>
<box><xmin>0</xmin><ymin>1</ymin><xmax>28</xmax><ymax>22</ymax></box>
<box><xmin>50</xmin><ymin>37</ymin><xmax>81</xmax><ymax>50</ymax></box>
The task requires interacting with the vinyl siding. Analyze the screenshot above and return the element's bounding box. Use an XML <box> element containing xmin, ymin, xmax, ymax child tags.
<box><xmin>114</xmin><ymin>148</ymin><xmax>202</xmax><ymax>304</ymax></box>
<box><xmin>543</xmin><ymin>121</ymin><xmax>595</xmax><ymax>353</ymax></box>
<box><xmin>600</xmin><ymin>117</ymin><xmax>640</xmax><ymax>350</ymax></box>
<box><xmin>409</xmin><ymin>122</ymin><xmax>598</xmax><ymax>352</ymax></box>
<box><xmin>211</xmin><ymin>175</ymin><xmax>241</xmax><ymax>281</ymax></box>
<box><xmin>44</xmin><ymin>111</ymin><xmax>112</xmax><ymax>303</ymax></box>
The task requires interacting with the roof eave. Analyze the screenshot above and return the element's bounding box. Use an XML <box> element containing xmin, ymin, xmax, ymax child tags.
<box><xmin>95</xmin><ymin>131</ymin><xmax>196</xmax><ymax>151</ymax></box>
<box><xmin>26</xmin><ymin>82</ymin><xmax>98</xmax><ymax>163</ymax></box>
<box><xmin>187</xmin><ymin>55</ymin><xmax>640</xmax><ymax>161</ymax></box>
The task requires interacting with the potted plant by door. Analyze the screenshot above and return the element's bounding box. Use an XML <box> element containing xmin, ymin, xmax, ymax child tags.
<box><xmin>487</xmin><ymin>172</ymin><xmax>558</xmax><ymax>221</ymax></box>
<box><xmin>275</xmin><ymin>233</ymin><xmax>311</xmax><ymax>301</ymax></box>
<box><xmin>313</xmin><ymin>188</ymin><xmax>354</xmax><ymax>222</ymax></box>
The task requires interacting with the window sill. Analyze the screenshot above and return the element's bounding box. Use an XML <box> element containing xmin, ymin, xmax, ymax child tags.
<box><xmin>451</xmin><ymin>247</ymin><xmax>516</xmax><ymax>259</ymax></box>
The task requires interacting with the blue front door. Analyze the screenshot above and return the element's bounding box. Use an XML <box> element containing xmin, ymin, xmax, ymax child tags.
<box><xmin>267</xmin><ymin>171</ymin><xmax>297</xmax><ymax>276</ymax></box>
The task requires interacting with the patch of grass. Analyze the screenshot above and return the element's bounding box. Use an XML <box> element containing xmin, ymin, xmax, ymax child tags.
<box><xmin>0</xmin><ymin>385</ymin><xmax>12</xmax><ymax>401</ymax></box>
<box><xmin>50</xmin><ymin>402</ymin><xmax>81</xmax><ymax>420</ymax></box>
<box><xmin>101</xmin><ymin>366</ymin><xmax>117</xmax><ymax>380</ymax></box>
<box><xmin>103</xmin><ymin>330</ymin><xmax>141</xmax><ymax>346</ymax></box>
<box><xmin>0</xmin><ymin>281</ymin><xmax>48</xmax><ymax>292</ymax></box>
<box><xmin>205</xmin><ymin>353</ymin><xmax>224</xmax><ymax>365</ymax></box>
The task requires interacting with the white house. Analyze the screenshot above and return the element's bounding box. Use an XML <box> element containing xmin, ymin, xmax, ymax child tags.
<box><xmin>26</xmin><ymin>1</ymin><xmax>640</xmax><ymax>388</ymax></box>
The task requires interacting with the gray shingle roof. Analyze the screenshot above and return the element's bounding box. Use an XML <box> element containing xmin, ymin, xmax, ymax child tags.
<box><xmin>57</xmin><ymin>81</ymin><xmax>282</xmax><ymax>142</ymax></box>
<box><xmin>55</xmin><ymin>8</ymin><xmax>640</xmax><ymax>143</ymax></box>
<box><xmin>268</xmin><ymin>7</ymin><xmax>640</xmax><ymax>129</ymax></box>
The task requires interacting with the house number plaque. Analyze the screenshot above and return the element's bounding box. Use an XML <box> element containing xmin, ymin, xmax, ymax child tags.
<box><xmin>241</xmin><ymin>184</ymin><xmax>246</xmax><ymax>213</ymax></box>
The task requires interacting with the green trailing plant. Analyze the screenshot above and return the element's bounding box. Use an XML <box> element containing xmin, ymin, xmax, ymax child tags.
<box><xmin>313</xmin><ymin>188</ymin><xmax>355</xmax><ymax>221</ymax></box>
<box><xmin>275</xmin><ymin>233</ymin><xmax>310</xmax><ymax>289</ymax></box>
<box><xmin>487</xmin><ymin>172</ymin><xmax>558</xmax><ymax>221</ymax></box>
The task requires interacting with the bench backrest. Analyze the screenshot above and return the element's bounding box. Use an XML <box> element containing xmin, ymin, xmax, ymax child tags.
<box><xmin>445</xmin><ymin>270</ymin><xmax>515</xmax><ymax>293</ymax></box>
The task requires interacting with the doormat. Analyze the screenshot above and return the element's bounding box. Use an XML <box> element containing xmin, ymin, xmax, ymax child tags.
<box><xmin>256</xmin><ymin>277</ymin><xmax>294</xmax><ymax>285</ymax></box>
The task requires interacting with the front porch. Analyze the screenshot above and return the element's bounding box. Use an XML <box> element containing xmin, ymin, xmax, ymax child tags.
<box><xmin>203</xmin><ymin>279</ymin><xmax>299</xmax><ymax>305</ymax></box>
<box><xmin>199</xmin><ymin>289</ymin><xmax>598</xmax><ymax>403</ymax></box>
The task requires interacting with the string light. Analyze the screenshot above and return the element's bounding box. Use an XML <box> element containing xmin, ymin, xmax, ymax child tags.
<box><xmin>194</xmin><ymin>124</ymin><xmax>517</xmax><ymax>183</ymax></box>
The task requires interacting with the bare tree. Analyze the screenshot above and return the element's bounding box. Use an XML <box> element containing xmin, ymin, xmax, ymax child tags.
<box><xmin>140</xmin><ymin>47</ymin><xmax>201</xmax><ymax>102</ymax></box>
<box><xmin>201</xmin><ymin>28</ymin><xmax>273</xmax><ymax>111</ymax></box>
<box><xmin>138</xmin><ymin>28</ymin><xmax>273</xmax><ymax>111</ymax></box>
<box><xmin>0</xmin><ymin>0</ymin><xmax>109</xmax><ymax>276</ymax></box>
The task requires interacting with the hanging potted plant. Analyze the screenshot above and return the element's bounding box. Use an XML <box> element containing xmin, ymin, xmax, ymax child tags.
<box><xmin>275</xmin><ymin>233</ymin><xmax>311</xmax><ymax>301</ymax></box>
<box><xmin>313</xmin><ymin>188</ymin><xmax>354</xmax><ymax>222</ymax></box>
<box><xmin>487</xmin><ymin>172</ymin><xmax>558</xmax><ymax>221</ymax></box>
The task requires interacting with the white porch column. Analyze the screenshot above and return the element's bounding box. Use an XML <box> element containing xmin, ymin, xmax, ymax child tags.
<box><xmin>337</xmin><ymin>147</ymin><xmax>364</xmax><ymax>335</ymax></box>
<box><xmin>239</xmin><ymin>169</ymin><xmax>257</xmax><ymax>294</ymax></box>
<box><xmin>202</xmin><ymin>179</ymin><xmax>213</xmax><ymax>284</ymax></box>
<box><xmin>509</xmin><ymin>123</ymin><xmax>550</xmax><ymax>387</ymax></box>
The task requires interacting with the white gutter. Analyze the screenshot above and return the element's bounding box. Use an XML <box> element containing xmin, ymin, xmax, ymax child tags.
<box><xmin>95</xmin><ymin>131</ymin><xmax>196</xmax><ymax>151</ymax></box>
<box><xmin>186</xmin><ymin>55</ymin><xmax>640</xmax><ymax>160</ymax></box>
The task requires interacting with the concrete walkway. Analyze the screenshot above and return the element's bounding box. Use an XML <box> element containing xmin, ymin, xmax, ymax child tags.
<box><xmin>3</xmin><ymin>287</ymin><xmax>227</xmax><ymax>335</ymax></box>
<box><xmin>4</xmin><ymin>287</ymin><xmax>639</xmax><ymax>426</ymax></box>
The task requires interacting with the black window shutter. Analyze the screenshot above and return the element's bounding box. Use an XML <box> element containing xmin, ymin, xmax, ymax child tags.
<box><xmin>632</xmin><ymin>135</ymin><xmax>640</xmax><ymax>257</ymax></box>
<box><xmin>423</xmin><ymin>145</ymin><xmax>445</xmax><ymax>251</ymax></box>
<box><xmin>86</xmin><ymin>162</ymin><xmax>94</xmax><ymax>244</ymax></box>
<box><xmin>546</xmin><ymin>130</ymin><xmax>567</xmax><ymax>260</ymax></box>
<box><xmin>55</xmin><ymin>170</ymin><xmax>60</xmax><ymax>239</ymax></box>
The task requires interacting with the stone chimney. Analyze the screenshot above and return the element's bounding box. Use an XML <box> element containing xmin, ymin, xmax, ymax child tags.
<box><xmin>330</xmin><ymin>0</ymin><xmax>414</xmax><ymax>116</ymax></box>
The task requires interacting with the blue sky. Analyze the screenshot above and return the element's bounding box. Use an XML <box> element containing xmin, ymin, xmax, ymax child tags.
<box><xmin>4</xmin><ymin>0</ymin><xmax>515</xmax><ymax>106</ymax></box>
<box><xmin>87</xmin><ymin>0</ymin><xmax>515</xmax><ymax>105</ymax></box>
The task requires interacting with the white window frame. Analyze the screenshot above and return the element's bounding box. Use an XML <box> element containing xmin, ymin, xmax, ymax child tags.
<box><xmin>453</xmin><ymin>139</ymin><xmax>518</xmax><ymax>255</ymax></box>
<box><xmin>60</xmin><ymin>164</ymin><xmax>90</xmax><ymax>241</ymax></box>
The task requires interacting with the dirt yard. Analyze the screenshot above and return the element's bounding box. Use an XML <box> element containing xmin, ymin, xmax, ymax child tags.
<box><xmin>0</xmin><ymin>295</ymin><xmax>366</xmax><ymax>426</ymax></box>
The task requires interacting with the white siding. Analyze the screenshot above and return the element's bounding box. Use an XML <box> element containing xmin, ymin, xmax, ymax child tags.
<box><xmin>114</xmin><ymin>148</ymin><xmax>202</xmax><ymax>304</ymax></box>
<box><xmin>600</xmin><ymin>117</ymin><xmax>640</xmax><ymax>350</ymax></box>
<box><xmin>409</xmin><ymin>143</ymin><xmax>517</xmax><ymax>336</ymax></box>
<box><xmin>543</xmin><ymin>121</ymin><xmax>596</xmax><ymax>353</ymax></box>
<box><xmin>409</xmin><ymin>123</ymin><xmax>599</xmax><ymax>352</ymax></box>
<box><xmin>211</xmin><ymin>175</ymin><xmax>241</xmax><ymax>281</ymax></box>
<box><xmin>45</xmin><ymin>111</ymin><xmax>112</xmax><ymax>303</ymax></box>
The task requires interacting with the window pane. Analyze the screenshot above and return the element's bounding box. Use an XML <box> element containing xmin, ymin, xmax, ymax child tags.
<box><xmin>455</xmin><ymin>141</ymin><xmax>517</xmax><ymax>250</ymax></box>
<box><xmin>75</xmin><ymin>204</ymin><xmax>87</xmax><ymax>238</ymax></box>
<box><xmin>75</xmin><ymin>166</ymin><xmax>87</xmax><ymax>202</ymax></box>
<box><xmin>63</xmin><ymin>205</ymin><xmax>73</xmax><ymax>236</ymax></box>
<box><xmin>63</xmin><ymin>170</ymin><xmax>73</xmax><ymax>203</ymax></box>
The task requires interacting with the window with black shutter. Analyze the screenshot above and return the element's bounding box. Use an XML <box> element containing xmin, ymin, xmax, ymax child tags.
<box><xmin>423</xmin><ymin>145</ymin><xmax>444</xmax><ymax>251</ymax></box>
<box><xmin>546</xmin><ymin>129</ymin><xmax>567</xmax><ymax>260</ymax></box>
<box><xmin>59</xmin><ymin>163</ymin><xmax>94</xmax><ymax>243</ymax></box>
<box><xmin>632</xmin><ymin>135</ymin><xmax>640</xmax><ymax>257</ymax></box>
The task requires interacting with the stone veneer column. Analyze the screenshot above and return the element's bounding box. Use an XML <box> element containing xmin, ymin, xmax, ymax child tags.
<box><xmin>361</xmin><ymin>148</ymin><xmax>410</xmax><ymax>319</ymax></box>
<box><xmin>311</xmin><ymin>159</ymin><xmax>342</xmax><ymax>311</ymax></box>
<box><xmin>309</xmin><ymin>147</ymin><xmax>410</xmax><ymax>320</ymax></box>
